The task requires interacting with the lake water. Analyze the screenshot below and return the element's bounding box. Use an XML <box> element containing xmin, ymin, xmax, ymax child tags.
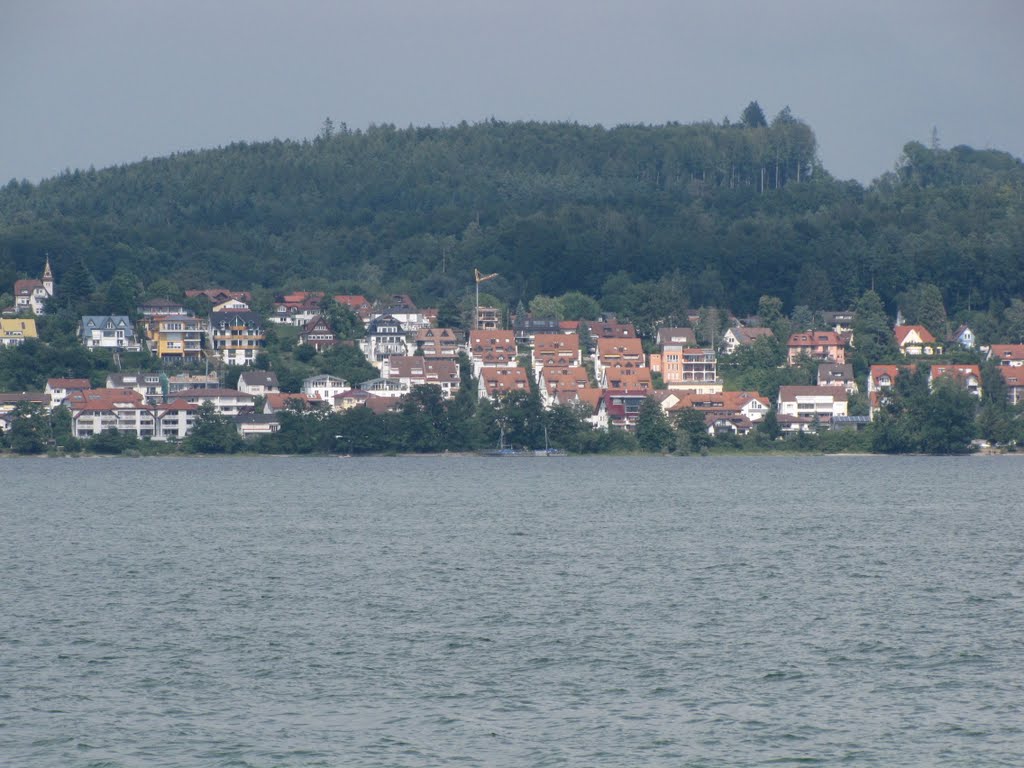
<box><xmin>2</xmin><ymin>455</ymin><xmax>1023</xmax><ymax>767</ymax></box>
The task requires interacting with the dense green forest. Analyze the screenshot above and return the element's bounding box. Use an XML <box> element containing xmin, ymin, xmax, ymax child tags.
<box><xmin>2</xmin><ymin>104</ymin><xmax>1023</xmax><ymax>326</ymax></box>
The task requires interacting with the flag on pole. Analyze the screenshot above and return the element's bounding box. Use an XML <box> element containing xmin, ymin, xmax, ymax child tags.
<box><xmin>475</xmin><ymin>268</ymin><xmax>498</xmax><ymax>284</ymax></box>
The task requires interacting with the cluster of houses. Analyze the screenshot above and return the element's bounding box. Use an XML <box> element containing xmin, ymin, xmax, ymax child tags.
<box><xmin>3</xmin><ymin>260</ymin><xmax>1023</xmax><ymax>445</ymax></box>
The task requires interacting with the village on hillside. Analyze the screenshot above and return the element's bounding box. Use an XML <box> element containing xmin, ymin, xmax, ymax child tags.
<box><xmin>1</xmin><ymin>259</ymin><xmax>1022</xmax><ymax>454</ymax></box>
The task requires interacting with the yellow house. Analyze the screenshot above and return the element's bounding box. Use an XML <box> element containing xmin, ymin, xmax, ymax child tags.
<box><xmin>0</xmin><ymin>317</ymin><xmax>38</xmax><ymax>346</ymax></box>
<box><xmin>145</xmin><ymin>315</ymin><xmax>207</xmax><ymax>361</ymax></box>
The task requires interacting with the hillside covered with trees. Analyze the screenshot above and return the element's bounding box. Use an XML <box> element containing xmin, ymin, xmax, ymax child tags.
<box><xmin>2</xmin><ymin>103</ymin><xmax>1023</xmax><ymax>333</ymax></box>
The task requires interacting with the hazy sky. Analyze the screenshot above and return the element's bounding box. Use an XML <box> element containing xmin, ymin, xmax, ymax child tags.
<box><xmin>2</xmin><ymin>0</ymin><xmax>1021</xmax><ymax>185</ymax></box>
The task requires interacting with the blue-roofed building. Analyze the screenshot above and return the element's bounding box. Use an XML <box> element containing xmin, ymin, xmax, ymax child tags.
<box><xmin>80</xmin><ymin>315</ymin><xmax>142</xmax><ymax>351</ymax></box>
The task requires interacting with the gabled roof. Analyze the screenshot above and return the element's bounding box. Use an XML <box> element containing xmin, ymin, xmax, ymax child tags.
<box><xmin>930</xmin><ymin>364</ymin><xmax>981</xmax><ymax>385</ymax></box>
<box><xmin>604</xmin><ymin>367</ymin><xmax>653</xmax><ymax>389</ymax></box>
<box><xmin>591</xmin><ymin>321</ymin><xmax>637</xmax><ymax>338</ymax></box>
<box><xmin>238</xmin><ymin>371</ymin><xmax>280</xmax><ymax>389</ymax></box>
<box><xmin>46</xmin><ymin>378</ymin><xmax>91</xmax><ymax>390</ymax></box>
<box><xmin>893</xmin><ymin>325</ymin><xmax>936</xmax><ymax>345</ymax></box>
<box><xmin>596</xmin><ymin>337</ymin><xmax>644</xmax><ymax>359</ymax></box>
<box><xmin>988</xmin><ymin>344</ymin><xmax>1024</xmax><ymax>363</ymax></box>
<box><xmin>778</xmin><ymin>385</ymin><xmax>849</xmax><ymax>401</ymax></box>
<box><xmin>728</xmin><ymin>326</ymin><xmax>774</xmax><ymax>345</ymax></box>
<box><xmin>81</xmin><ymin>315</ymin><xmax>133</xmax><ymax>330</ymax></box>
<box><xmin>479</xmin><ymin>366</ymin><xmax>531</xmax><ymax>395</ymax></box>
<box><xmin>818</xmin><ymin>363</ymin><xmax>855</xmax><ymax>381</ymax></box>
<box><xmin>65</xmin><ymin>388</ymin><xmax>143</xmax><ymax>410</ymax></box>
<box><xmin>300</xmin><ymin>315</ymin><xmax>334</xmax><ymax>334</ymax></box>
<box><xmin>999</xmin><ymin>368</ymin><xmax>1024</xmax><ymax>387</ymax></box>
<box><xmin>209</xmin><ymin>310</ymin><xmax>262</xmax><ymax>326</ymax></box>
<box><xmin>553</xmin><ymin>386</ymin><xmax>603</xmax><ymax>411</ymax></box>
<box><xmin>787</xmin><ymin>330</ymin><xmax>843</xmax><ymax>347</ymax></box>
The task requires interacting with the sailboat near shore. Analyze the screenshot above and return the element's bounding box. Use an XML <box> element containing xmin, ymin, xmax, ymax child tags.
<box><xmin>481</xmin><ymin>426</ymin><xmax>564</xmax><ymax>457</ymax></box>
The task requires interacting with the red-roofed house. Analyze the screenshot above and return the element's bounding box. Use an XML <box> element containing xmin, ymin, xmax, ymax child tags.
<box><xmin>414</xmin><ymin>327</ymin><xmax>461</xmax><ymax>358</ymax></box>
<box><xmin>999</xmin><ymin>368</ymin><xmax>1024</xmax><ymax>406</ymax></box>
<box><xmin>478</xmin><ymin>367</ymin><xmax>531</xmax><ymax>400</ymax></box>
<box><xmin>929</xmin><ymin>364</ymin><xmax>982</xmax><ymax>397</ymax></box>
<box><xmin>536</xmin><ymin>366</ymin><xmax>591</xmax><ymax>407</ymax></box>
<box><xmin>594</xmin><ymin>337</ymin><xmax>645</xmax><ymax>386</ymax></box>
<box><xmin>786</xmin><ymin>330</ymin><xmax>846</xmax><ymax>365</ymax></box>
<box><xmin>334</xmin><ymin>295</ymin><xmax>373</xmax><ymax>321</ymax></box>
<box><xmin>894</xmin><ymin>325</ymin><xmax>942</xmax><ymax>356</ymax></box>
<box><xmin>468</xmin><ymin>331</ymin><xmax>518</xmax><ymax>377</ymax></box>
<box><xmin>531</xmin><ymin>333</ymin><xmax>581</xmax><ymax>369</ymax></box>
<box><xmin>604</xmin><ymin>366</ymin><xmax>653</xmax><ymax>392</ymax></box>
<box><xmin>866</xmin><ymin>364</ymin><xmax>909</xmax><ymax>419</ymax></box>
<box><xmin>45</xmin><ymin>378</ymin><xmax>91</xmax><ymax>409</ymax></box>
<box><xmin>987</xmin><ymin>345</ymin><xmax>1024</xmax><ymax>367</ymax></box>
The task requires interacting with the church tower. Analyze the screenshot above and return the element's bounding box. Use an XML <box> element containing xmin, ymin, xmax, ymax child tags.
<box><xmin>42</xmin><ymin>256</ymin><xmax>54</xmax><ymax>296</ymax></box>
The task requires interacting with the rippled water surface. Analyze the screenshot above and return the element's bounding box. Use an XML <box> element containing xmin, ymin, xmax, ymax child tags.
<box><xmin>3</xmin><ymin>456</ymin><xmax>1024</xmax><ymax>766</ymax></box>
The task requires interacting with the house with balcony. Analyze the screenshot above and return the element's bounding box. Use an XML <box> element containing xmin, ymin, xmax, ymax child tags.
<box><xmin>270</xmin><ymin>291</ymin><xmax>325</xmax><ymax>326</ymax></box>
<box><xmin>298</xmin><ymin>315</ymin><xmax>337</xmax><ymax>352</ymax></box>
<box><xmin>209</xmin><ymin>310</ymin><xmax>265</xmax><ymax>366</ymax></box>
<box><xmin>137</xmin><ymin>298</ymin><xmax>190</xmax><ymax>318</ymax></box>
<box><xmin>786</xmin><ymin>330</ymin><xmax>845</xmax><ymax>365</ymax></box>
<box><xmin>777</xmin><ymin>386</ymin><xmax>848</xmax><ymax>428</ymax></box>
<box><xmin>172</xmin><ymin>388</ymin><xmax>256</xmax><ymax>416</ymax></box>
<box><xmin>604</xmin><ymin>366</ymin><xmax>653</xmax><ymax>392</ymax></box>
<box><xmin>81</xmin><ymin>315</ymin><xmax>142</xmax><ymax>352</ymax></box>
<box><xmin>414</xmin><ymin>327</ymin><xmax>462</xmax><ymax>358</ymax></box>
<box><xmin>536</xmin><ymin>366</ymin><xmax>591</xmax><ymax>407</ymax></box>
<box><xmin>594</xmin><ymin>390</ymin><xmax>649</xmax><ymax>432</ymax></box>
<box><xmin>301</xmin><ymin>374</ymin><xmax>350</xmax><ymax>404</ymax></box>
<box><xmin>361</xmin><ymin>314</ymin><xmax>409</xmax><ymax>368</ymax></box>
<box><xmin>467</xmin><ymin>330</ymin><xmax>518</xmax><ymax>377</ymax></box>
<box><xmin>66</xmin><ymin>388</ymin><xmax>152</xmax><ymax>438</ymax></box>
<box><xmin>531</xmin><ymin>333</ymin><xmax>581</xmax><ymax>370</ymax></box>
<box><xmin>166</xmin><ymin>373</ymin><xmax>220</xmax><ymax>396</ymax></box>
<box><xmin>145</xmin><ymin>315</ymin><xmax>206</xmax><ymax>362</ymax></box>
<box><xmin>594</xmin><ymin>337</ymin><xmax>645</xmax><ymax>387</ymax></box>
<box><xmin>894</xmin><ymin>325</ymin><xmax>941</xmax><ymax>356</ymax></box>
<box><xmin>106</xmin><ymin>372</ymin><xmax>164</xmax><ymax>402</ymax></box>
<box><xmin>382</xmin><ymin>356</ymin><xmax>460</xmax><ymax>398</ymax></box>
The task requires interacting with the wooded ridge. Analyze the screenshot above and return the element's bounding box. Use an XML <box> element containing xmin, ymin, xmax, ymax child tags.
<box><xmin>2</xmin><ymin>106</ymin><xmax>1023</xmax><ymax>320</ymax></box>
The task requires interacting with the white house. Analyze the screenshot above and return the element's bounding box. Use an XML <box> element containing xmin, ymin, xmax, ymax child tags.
<box><xmin>81</xmin><ymin>315</ymin><xmax>142</xmax><ymax>351</ymax></box>
<box><xmin>777</xmin><ymin>386</ymin><xmax>848</xmax><ymax>425</ymax></box>
<box><xmin>301</xmin><ymin>374</ymin><xmax>350</xmax><ymax>404</ymax></box>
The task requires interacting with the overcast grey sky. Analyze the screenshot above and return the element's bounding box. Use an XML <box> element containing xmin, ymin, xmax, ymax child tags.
<box><xmin>2</xmin><ymin>0</ymin><xmax>1021</xmax><ymax>185</ymax></box>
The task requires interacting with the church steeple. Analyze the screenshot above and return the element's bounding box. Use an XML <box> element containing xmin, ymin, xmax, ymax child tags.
<box><xmin>42</xmin><ymin>255</ymin><xmax>54</xmax><ymax>295</ymax></box>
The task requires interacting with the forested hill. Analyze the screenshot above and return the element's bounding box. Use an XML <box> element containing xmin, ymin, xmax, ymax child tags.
<box><xmin>1</xmin><ymin>111</ymin><xmax>1023</xmax><ymax>318</ymax></box>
